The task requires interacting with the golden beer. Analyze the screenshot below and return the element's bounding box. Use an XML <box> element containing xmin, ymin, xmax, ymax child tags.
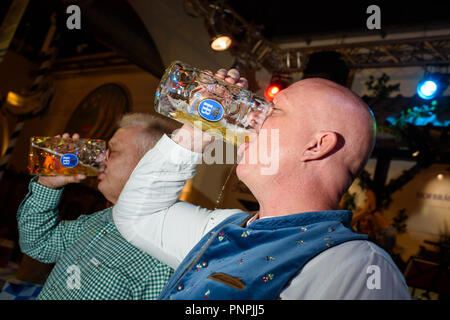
<box><xmin>168</xmin><ymin>110</ymin><xmax>250</xmax><ymax>146</ymax></box>
<box><xmin>28</xmin><ymin>136</ymin><xmax>106</xmax><ymax>176</ymax></box>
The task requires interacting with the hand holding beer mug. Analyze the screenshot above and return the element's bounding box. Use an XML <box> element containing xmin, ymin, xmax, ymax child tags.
<box><xmin>29</xmin><ymin>133</ymin><xmax>106</xmax><ymax>189</ymax></box>
<box><xmin>154</xmin><ymin>61</ymin><xmax>271</xmax><ymax>148</ymax></box>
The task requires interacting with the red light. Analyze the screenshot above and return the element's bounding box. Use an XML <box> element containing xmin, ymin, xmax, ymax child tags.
<box><xmin>270</xmin><ymin>87</ymin><xmax>279</xmax><ymax>95</ymax></box>
<box><xmin>265</xmin><ymin>84</ymin><xmax>281</xmax><ymax>101</ymax></box>
<box><xmin>264</xmin><ymin>75</ymin><xmax>289</xmax><ymax>101</ymax></box>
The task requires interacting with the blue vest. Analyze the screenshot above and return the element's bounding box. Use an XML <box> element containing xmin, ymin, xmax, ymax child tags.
<box><xmin>158</xmin><ymin>210</ymin><xmax>368</xmax><ymax>300</ymax></box>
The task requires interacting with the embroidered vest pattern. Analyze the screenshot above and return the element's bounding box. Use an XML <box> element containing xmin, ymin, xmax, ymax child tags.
<box><xmin>158</xmin><ymin>210</ymin><xmax>368</xmax><ymax>300</ymax></box>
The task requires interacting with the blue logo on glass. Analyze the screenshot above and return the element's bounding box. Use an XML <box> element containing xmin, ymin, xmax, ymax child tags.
<box><xmin>60</xmin><ymin>154</ymin><xmax>78</xmax><ymax>168</ymax></box>
<box><xmin>198</xmin><ymin>99</ymin><xmax>224</xmax><ymax>122</ymax></box>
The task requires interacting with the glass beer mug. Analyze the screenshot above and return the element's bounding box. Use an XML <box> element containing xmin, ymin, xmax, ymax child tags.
<box><xmin>28</xmin><ymin>136</ymin><xmax>106</xmax><ymax>176</ymax></box>
<box><xmin>154</xmin><ymin>61</ymin><xmax>272</xmax><ymax>146</ymax></box>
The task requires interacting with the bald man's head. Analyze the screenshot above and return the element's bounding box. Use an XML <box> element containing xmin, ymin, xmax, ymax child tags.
<box><xmin>237</xmin><ymin>77</ymin><xmax>376</xmax><ymax>205</ymax></box>
<box><xmin>274</xmin><ymin>78</ymin><xmax>376</xmax><ymax>178</ymax></box>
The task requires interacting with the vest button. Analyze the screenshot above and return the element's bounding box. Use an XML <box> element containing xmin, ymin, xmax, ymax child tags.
<box><xmin>177</xmin><ymin>284</ymin><xmax>184</xmax><ymax>291</ymax></box>
<box><xmin>201</xmin><ymin>261</ymin><xmax>208</xmax><ymax>268</ymax></box>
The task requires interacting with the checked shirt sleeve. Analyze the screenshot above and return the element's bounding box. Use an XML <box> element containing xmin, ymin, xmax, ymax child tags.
<box><xmin>17</xmin><ymin>177</ymin><xmax>103</xmax><ymax>263</ymax></box>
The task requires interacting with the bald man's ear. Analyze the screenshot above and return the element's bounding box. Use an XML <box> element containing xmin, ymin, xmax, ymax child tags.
<box><xmin>300</xmin><ymin>131</ymin><xmax>338</xmax><ymax>162</ymax></box>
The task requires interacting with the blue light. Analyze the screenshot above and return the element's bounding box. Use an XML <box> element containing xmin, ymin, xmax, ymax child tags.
<box><xmin>417</xmin><ymin>79</ymin><xmax>438</xmax><ymax>100</ymax></box>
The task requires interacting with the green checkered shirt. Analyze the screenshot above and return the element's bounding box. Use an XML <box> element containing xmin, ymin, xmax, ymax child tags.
<box><xmin>17</xmin><ymin>177</ymin><xmax>174</xmax><ymax>300</ymax></box>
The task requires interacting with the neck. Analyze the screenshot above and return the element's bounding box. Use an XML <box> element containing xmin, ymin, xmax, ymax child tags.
<box><xmin>252</xmin><ymin>176</ymin><xmax>341</xmax><ymax>219</ymax></box>
<box><xmin>106</xmin><ymin>195</ymin><xmax>118</xmax><ymax>205</ymax></box>
<box><xmin>257</xmin><ymin>196</ymin><xmax>337</xmax><ymax>219</ymax></box>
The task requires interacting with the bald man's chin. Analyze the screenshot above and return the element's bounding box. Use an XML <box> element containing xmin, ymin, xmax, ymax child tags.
<box><xmin>236</xmin><ymin>162</ymin><xmax>256</xmax><ymax>184</ymax></box>
<box><xmin>236</xmin><ymin>162</ymin><xmax>246</xmax><ymax>180</ymax></box>
<box><xmin>236</xmin><ymin>163</ymin><xmax>279</xmax><ymax>186</ymax></box>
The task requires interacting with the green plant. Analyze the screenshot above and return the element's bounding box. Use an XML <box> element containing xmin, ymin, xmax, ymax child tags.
<box><xmin>357</xmin><ymin>170</ymin><xmax>374</xmax><ymax>191</ymax></box>
<box><xmin>392</xmin><ymin>208</ymin><xmax>408</xmax><ymax>234</ymax></box>
<box><xmin>340</xmin><ymin>191</ymin><xmax>357</xmax><ymax>211</ymax></box>
<box><xmin>365</xmin><ymin>73</ymin><xmax>400</xmax><ymax>98</ymax></box>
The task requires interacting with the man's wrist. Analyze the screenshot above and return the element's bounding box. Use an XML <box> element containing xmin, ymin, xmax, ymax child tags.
<box><xmin>36</xmin><ymin>176</ymin><xmax>64</xmax><ymax>190</ymax></box>
<box><xmin>29</xmin><ymin>177</ymin><xmax>64</xmax><ymax>208</ymax></box>
<box><xmin>170</xmin><ymin>124</ymin><xmax>214</xmax><ymax>153</ymax></box>
<box><xmin>159</xmin><ymin>134</ymin><xmax>202</xmax><ymax>166</ymax></box>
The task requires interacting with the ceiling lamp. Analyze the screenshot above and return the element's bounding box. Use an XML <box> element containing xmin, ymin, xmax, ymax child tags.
<box><xmin>211</xmin><ymin>34</ymin><xmax>232</xmax><ymax>51</ymax></box>
<box><xmin>205</xmin><ymin>5</ymin><xmax>233</xmax><ymax>52</ymax></box>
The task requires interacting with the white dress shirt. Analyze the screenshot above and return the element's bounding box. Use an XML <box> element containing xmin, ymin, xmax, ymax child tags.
<box><xmin>113</xmin><ymin>134</ymin><xmax>411</xmax><ymax>299</ymax></box>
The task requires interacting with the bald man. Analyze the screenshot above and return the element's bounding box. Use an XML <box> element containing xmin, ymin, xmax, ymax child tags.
<box><xmin>113</xmin><ymin>69</ymin><xmax>410</xmax><ymax>300</ymax></box>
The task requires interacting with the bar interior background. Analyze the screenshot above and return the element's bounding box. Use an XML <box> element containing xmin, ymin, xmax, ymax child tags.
<box><xmin>0</xmin><ymin>0</ymin><xmax>449</xmax><ymax>299</ymax></box>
